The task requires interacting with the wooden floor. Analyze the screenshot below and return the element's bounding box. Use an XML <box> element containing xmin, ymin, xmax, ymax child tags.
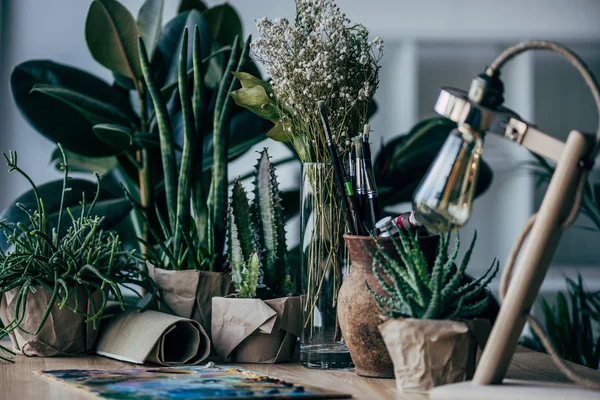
<box><xmin>1</xmin><ymin>348</ymin><xmax>599</xmax><ymax>399</ymax></box>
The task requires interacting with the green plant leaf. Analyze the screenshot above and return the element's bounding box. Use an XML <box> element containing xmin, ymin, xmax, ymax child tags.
<box><xmin>11</xmin><ymin>60</ymin><xmax>134</xmax><ymax>157</ymax></box>
<box><xmin>138</xmin><ymin>0</ymin><xmax>164</xmax><ymax>57</ymax></box>
<box><xmin>202</xmin><ymin>4</ymin><xmax>243</xmax><ymax>46</ymax></box>
<box><xmin>178</xmin><ymin>0</ymin><xmax>207</xmax><ymax>13</ymax></box>
<box><xmin>86</xmin><ymin>0</ymin><xmax>143</xmax><ymax>79</ymax></box>
<box><xmin>0</xmin><ymin>179</ymin><xmax>131</xmax><ymax>252</ymax></box>
<box><xmin>30</xmin><ymin>84</ymin><xmax>134</xmax><ymax>127</ymax></box>
<box><xmin>50</xmin><ymin>147</ymin><xmax>117</xmax><ymax>175</ymax></box>
<box><xmin>266</xmin><ymin>120</ymin><xmax>291</xmax><ymax>143</ymax></box>
<box><xmin>229</xmin><ymin>85</ymin><xmax>279</xmax><ymax>120</ymax></box>
<box><xmin>231</xmin><ymin>71</ymin><xmax>273</xmax><ymax>94</ymax></box>
<box><xmin>93</xmin><ymin>123</ymin><xmax>155</xmax><ymax>152</ymax></box>
<box><xmin>153</xmin><ymin>10</ymin><xmax>211</xmax><ymax>89</ymax></box>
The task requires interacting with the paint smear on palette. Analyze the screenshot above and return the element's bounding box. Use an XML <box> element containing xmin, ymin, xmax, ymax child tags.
<box><xmin>39</xmin><ymin>363</ymin><xmax>352</xmax><ymax>399</ymax></box>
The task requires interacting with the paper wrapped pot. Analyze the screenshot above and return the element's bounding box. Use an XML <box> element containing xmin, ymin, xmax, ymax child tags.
<box><xmin>147</xmin><ymin>263</ymin><xmax>233</xmax><ymax>338</ymax></box>
<box><xmin>379</xmin><ymin>318</ymin><xmax>491</xmax><ymax>392</ymax></box>
<box><xmin>211</xmin><ymin>296</ymin><xmax>302</xmax><ymax>363</ymax></box>
<box><xmin>0</xmin><ymin>286</ymin><xmax>102</xmax><ymax>357</ymax></box>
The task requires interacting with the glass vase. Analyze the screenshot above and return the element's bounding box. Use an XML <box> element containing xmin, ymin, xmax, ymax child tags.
<box><xmin>299</xmin><ymin>162</ymin><xmax>353</xmax><ymax>369</ymax></box>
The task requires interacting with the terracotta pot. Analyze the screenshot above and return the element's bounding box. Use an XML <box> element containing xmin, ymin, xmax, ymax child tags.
<box><xmin>379</xmin><ymin>318</ymin><xmax>490</xmax><ymax>392</ymax></box>
<box><xmin>211</xmin><ymin>296</ymin><xmax>302</xmax><ymax>363</ymax></box>
<box><xmin>338</xmin><ymin>233</ymin><xmax>439</xmax><ymax>378</ymax></box>
<box><xmin>0</xmin><ymin>286</ymin><xmax>103</xmax><ymax>357</ymax></box>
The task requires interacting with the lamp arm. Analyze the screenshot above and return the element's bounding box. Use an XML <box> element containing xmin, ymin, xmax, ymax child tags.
<box><xmin>502</xmin><ymin>118</ymin><xmax>565</xmax><ymax>162</ymax></box>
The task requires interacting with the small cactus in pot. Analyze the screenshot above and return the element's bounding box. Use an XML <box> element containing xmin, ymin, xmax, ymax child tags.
<box><xmin>212</xmin><ymin>148</ymin><xmax>301</xmax><ymax>363</ymax></box>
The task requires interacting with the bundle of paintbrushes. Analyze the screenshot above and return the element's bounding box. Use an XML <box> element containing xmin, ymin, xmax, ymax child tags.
<box><xmin>317</xmin><ymin>101</ymin><xmax>380</xmax><ymax>236</ymax></box>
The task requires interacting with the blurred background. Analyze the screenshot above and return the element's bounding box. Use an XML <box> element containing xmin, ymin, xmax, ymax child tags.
<box><xmin>1</xmin><ymin>0</ymin><xmax>599</xmax><ymax>294</ymax></box>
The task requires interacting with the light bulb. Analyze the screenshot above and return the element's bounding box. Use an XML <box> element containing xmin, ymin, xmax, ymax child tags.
<box><xmin>412</xmin><ymin>125</ymin><xmax>483</xmax><ymax>234</ymax></box>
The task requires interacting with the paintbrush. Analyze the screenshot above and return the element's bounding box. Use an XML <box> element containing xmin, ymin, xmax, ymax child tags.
<box><xmin>317</xmin><ymin>100</ymin><xmax>358</xmax><ymax>235</ymax></box>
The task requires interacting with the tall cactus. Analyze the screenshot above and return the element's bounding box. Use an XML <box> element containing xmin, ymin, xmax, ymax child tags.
<box><xmin>228</xmin><ymin>148</ymin><xmax>289</xmax><ymax>297</ymax></box>
<box><xmin>367</xmin><ymin>231</ymin><xmax>499</xmax><ymax>320</ymax></box>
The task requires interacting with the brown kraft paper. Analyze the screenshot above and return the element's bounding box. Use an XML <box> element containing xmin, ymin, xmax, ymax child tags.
<box><xmin>96</xmin><ymin>309</ymin><xmax>210</xmax><ymax>365</ymax></box>
<box><xmin>211</xmin><ymin>296</ymin><xmax>302</xmax><ymax>363</ymax></box>
<box><xmin>379</xmin><ymin>318</ymin><xmax>491</xmax><ymax>392</ymax></box>
<box><xmin>147</xmin><ymin>262</ymin><xmax>233</xmax><ymax>338</ymax></box>
<box><xmin>0</xmin><ymin>286</ymin><xmax>103</xmax><ymax>357</ymax></box>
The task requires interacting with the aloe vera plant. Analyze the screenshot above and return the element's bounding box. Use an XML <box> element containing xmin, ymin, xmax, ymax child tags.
<box><xmin>228</xmin><ymin>149</ymin><xmax>291</xmax><ymax>298</ymax></box>
<box><xmin>368</xmin><ymin>231</ymin><xmax>499</xmax><ymax>320</ymax></box>
<box><xmin>126</xmin><ymin>25</ymin><xmax>251</xmax><ymax>271</ymax></box>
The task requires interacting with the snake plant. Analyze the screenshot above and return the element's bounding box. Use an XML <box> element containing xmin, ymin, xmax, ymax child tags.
<box><xmin>126</xmin><ymin>26</ymin><xmax>251</xmax><ymax>271</ymax></box>
<box><xmin>228</xmin><ymin>149</ymin><xmax>290</xmax><ymax>298</ymax></box>
<box><xmin>368</xmin><ymin>231</ymin><xmax>499</xmax><ymax>320</ymax></box>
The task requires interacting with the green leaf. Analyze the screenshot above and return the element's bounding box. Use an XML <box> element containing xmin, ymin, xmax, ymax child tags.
<box><xmin>30</xmin><ymin>84</ymin><xmax>134</xmax><ymax>127</ymax></box>
<box><xmin>138</xmin><ymin>0</ymin><xmax>164</xmax><ymax>57</ymax></box>
<box><xmin>231</xmin><ymin>71</ymin><xmax>274</xmax><ymax>94</ymax></box>
<box><xmin>153</xmin><ymin>10</ymin><xmax>211</xmax><ymax>89</ymax></box>
<box><xmin>229</xmin><ymin>85</ymin><xmax>279</xmax><ymax>120</ymax></box>
<box><xmin>11</xmin><ymin>60</ymin><xmax>133</xmax><ymax>157</ymax></box>
<box><xmin>202</xmin><ymin>4</ymin><xmax>243</xmax><ymax>46</ymax></box>
<box><xmin>0</xmin><ymin>179</ymin><xmax>131</xmax><ymax>252</ymax></box>
<box><xmin>178</xmin><ymin>0</ymin><xmax>207</xmax><ymax>13</ymax></box>
<box><xmin>93</xmin><ymin>123</ymin><xmax>149</xmax><ymax>151</ymax></box>
<box><xmin>266</xmin><ymin>120</ymin><xmax>291</xmax><ymax>143</ymax></box>
<box><xmin>229</xmin><ymin>180</ymin><xmax>255</xmax><ymax>263</ymax></box>
<box><xmin>86</xmin><ymin>0</ymin><xmax>143</xmax><ymax>79</ymax></box>
<box><xmin>50</xmin><ymin>147</ymin><xmax>117</xmax><ymax>175</ymax></box>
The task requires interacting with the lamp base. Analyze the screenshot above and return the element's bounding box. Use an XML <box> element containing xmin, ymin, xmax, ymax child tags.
<box><xmin>429</xmin><ymin>379</ymin><xmax>599</xmax><ymax>400</ymax></box>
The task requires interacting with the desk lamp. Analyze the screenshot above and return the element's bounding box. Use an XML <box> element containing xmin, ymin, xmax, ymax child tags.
<box><xmin>413</xmin><ymin>41</ymin><xmax>600</xmax><ymax>389</ymax></box>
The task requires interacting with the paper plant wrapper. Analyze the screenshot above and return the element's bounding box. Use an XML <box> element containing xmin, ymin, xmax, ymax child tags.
<box><xmin>211</xmin><ymin>296</ymin><xmax>302</xmax><ymax>363</ymax></box>
<box><xmin>96</xmin><ymin>309</ymin><xmax>210</xmax><ymax>365</ymax></box>
<box><xmin>147</xmin><ymin>263</ymin><xmax>233</xmax><ymax>338</ymax></box>
<box><xmin>0</xmin><ymin>286</ymin><xmax>102</xmax><ymax>357</ymax></box>
<box><xmin>379</xmin><ymin>318</ymin><xmax>491</xmax><ymax>392</ymax></box>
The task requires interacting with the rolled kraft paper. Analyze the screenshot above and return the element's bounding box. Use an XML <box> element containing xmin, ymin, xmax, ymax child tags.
<box><xmin>211</xmin><ymin>296</ymin><xmax>302</xmax><ymax>363</ymax></box>
<box><xmin>379</xmin><ymin>318</ymin><xmax>491</xmax><ymax>392</ymax></box>
<box><xmin>147</xmin><ymin>263</ymin><xmax>233</xmax><ymax>338</ymax></box>
<box><xmin>96</xmin><ymin>309</ymin><xmax>210</xmax><ymax>365</ymax></box>
<box><xmin>0</xmin><ymin>286</ymin><xmax>103</xmax><ymax>357</ymax></box>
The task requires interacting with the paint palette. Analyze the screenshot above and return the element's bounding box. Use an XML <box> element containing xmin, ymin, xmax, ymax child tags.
<box><xmin>40</xmin><ymin>364</ymin><xmax>351</xmax><ymax>399</ymax></box>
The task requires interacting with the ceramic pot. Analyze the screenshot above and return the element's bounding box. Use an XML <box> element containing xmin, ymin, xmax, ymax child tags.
<box><xmin>379</xmin><ymin>318</ymin><xmax>490</xmax><ymax>392</ymax></box>
<box><xmin>338</xmin><ymin>233</ymin><xmax>439</xmax><ymax>378</ymax></box>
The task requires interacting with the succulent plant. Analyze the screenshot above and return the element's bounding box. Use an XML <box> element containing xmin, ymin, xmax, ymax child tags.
<box><xmin>228</xmin><ymin>149</ymin><xmax>290</xmax><ymax>298</ymax></box>
<box><xmin>126</xmin><ymin>25</ymin><xmax>251</xmax><ymax>271</ymax></box>
<box><xmin>0</xmin><ymin>146</ymin><xmax>155</xmax><ymax>362</ymax></box>
<box><xmin>367</xmin><ymin>231</ymin><xmax>498</xmax><ymax>320</ymax></box>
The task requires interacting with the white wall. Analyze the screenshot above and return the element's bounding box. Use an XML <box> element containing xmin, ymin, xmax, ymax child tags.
<box><xmin>1</xmin><ymin>0</ymin><xmax>600</xmax><ymax>283</ymax></box>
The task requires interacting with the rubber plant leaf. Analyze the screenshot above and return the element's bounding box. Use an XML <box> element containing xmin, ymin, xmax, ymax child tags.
<box><xmin>178</xmin><ymin>0</ymin><xmax>207</xmax><ymax>13</ymax></box>
<box><xmin>86</xmin><ymin>0</ymin><xmax>143</xmax><ymax>79</ymax></box>
<box><xmin>11</xmin><ymin>60</ymin><xmax>134</xmax><ymax>157</ymax></box>
<box><xmin>138</xmin><ymin>0</ymin><xmax>164</xmax><ymax>57</ymax></box>
<box><xmin>50</xmin><ymin>147</ymin><xmax>118</xmax><ymax>175</ymax></box>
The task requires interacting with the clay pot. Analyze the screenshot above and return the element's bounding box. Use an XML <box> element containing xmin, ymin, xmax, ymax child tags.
<box><xmin>338</xmin><ymin>233</ymin><xmax>439</xmax><ymax>378</ymax></box>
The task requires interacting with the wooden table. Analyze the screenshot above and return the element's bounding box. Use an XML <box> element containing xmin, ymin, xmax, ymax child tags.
<box><xmin>1</xmin><ymin>348</ymin><xmax>599</xmax><ymax>399</ymax></box>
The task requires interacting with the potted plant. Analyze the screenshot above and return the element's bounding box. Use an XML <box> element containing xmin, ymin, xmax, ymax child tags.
<box><xmin>10</xmin><ymin>0</ymin><xmax>272</xmax><ymax>253</ymax></box>
<box><xmin>0</xmin><ymin>147</ymin><xmax>154</xmax><ymax>361</ymax></box>
<box><xmin>124</xmin><ymin>24</ymin><xmax>258</xmax><ymax>340</ymax></box>
<box><xmin>211</xmin><ymin>149</ymin><xmax>302</xmax><ymax>363</ymax></box>
<box><xmin>369</xmin><ymin>230</ymin><xmax>498</xmax><ymax>391</ymax></box>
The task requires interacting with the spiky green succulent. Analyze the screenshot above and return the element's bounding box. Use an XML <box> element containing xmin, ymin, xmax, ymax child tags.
<box><xmin>228</xmin><ymin>149</ymin><xmax>289</xmax><ymax>298</ymax></box>
<box><xmin>367</xmin><ymin>231</ymin><xmax>498</xmax><ymax>320</ymax></box>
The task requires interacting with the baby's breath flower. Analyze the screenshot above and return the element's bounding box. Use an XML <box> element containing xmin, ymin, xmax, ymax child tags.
<box><xmin>251</xmin><ymin>0</ymin><xmax>383</xmax><ymax>162</ymax></box>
